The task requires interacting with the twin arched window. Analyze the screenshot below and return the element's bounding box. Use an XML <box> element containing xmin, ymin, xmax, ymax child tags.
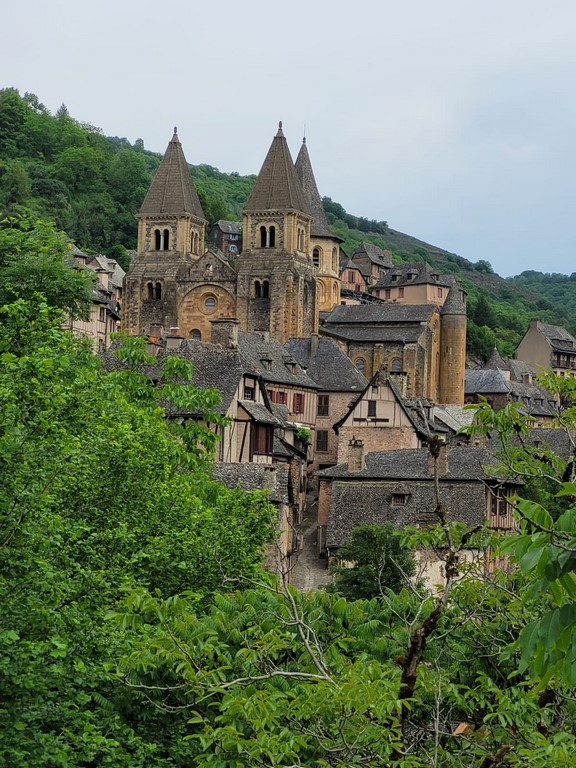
<box><xmin>254</xmin><ymin>280</ymin><xmax>270</xmax><ymax>299</ymax></box>
<box><xmin>259</xmin><ymin>225</ymin><xmax>276</xmax><ymax>248</ymax></box>
<box><xmin>146</xmin><ymin>282</ymin><xmax>162</xmax><ymax>300</ymax></box>
<box><xmin>154</xmin><ymin>228</ymin><xmax>170</xmax><ymax>250</ymax></box>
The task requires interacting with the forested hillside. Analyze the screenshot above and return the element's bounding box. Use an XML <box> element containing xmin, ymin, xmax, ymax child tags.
<box><xmin>1</xmin><ymin>86</ymin><xmax>574</xmax><ymax>360</ymax></box>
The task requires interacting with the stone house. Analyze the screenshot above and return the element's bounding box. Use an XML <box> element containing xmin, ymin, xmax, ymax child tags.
<box><xmin>515</xmin><ymin>320</ymin><xmax>576</xmax><ymax>378</ymax></box>
<box><xmin>207</xmin><ymin>219</ymin><xmax>242</xmax><ymax>259</ymax></box>
<box><xmin>319</xmin><ymin>286</ymin><xmax>467</xmax><ymax>405</ymax></box>
<box><xmin>370</xmin><ymin>261</ymin><xmax>453</xmax><ymax>306</ymax></box>
<box><xmin>283</xmin><ymin>335</ymin><xmax>368</xmax><ymax>472</ymax></box>
<box><xmin>316</xmin><ymin>440</ymin><xmax>520</xmax><ymax>573</ymax></box>
<box><xmin>349</xmin><ymin>240</ymin><xmax>393</xmax><ymax>286</ymax></box>
<box><xmin>67</xmin><ymin>245</ymin><xmax>124</xmax><ymax>351</ymax></box>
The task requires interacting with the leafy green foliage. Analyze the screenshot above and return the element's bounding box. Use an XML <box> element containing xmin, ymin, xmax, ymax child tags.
<box><xmin>0</xmin><ymin>297</ymin><xmax>273</xmax><ymax>766</ymax></box>
<box><xmin>328</xmin><ymin>523</ymin><xmax>416</xmax><ymax>599</ymax></box>
<box><xmin>0</xmin><ymin>215</ymin><xmax>95</xmax><ymax>317</ymax></box>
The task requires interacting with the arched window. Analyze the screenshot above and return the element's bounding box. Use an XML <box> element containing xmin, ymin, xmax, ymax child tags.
<box><xmin>390</xmin><ymin>358</ymin><xmax>402</xmax><ymax>372</ymax></box>
<box><xmin>260</xmin><ymin>226</ymin><xmax>267</xmax><ymax>248</ymax></box>
<box><xmin>269</xmin><ymin>226</ymin><xmax>276</xmax><ymax>248</ymax></box>
<box><xmin>191</xmin><ymin>329</ymin><xmax>202</xmax><ymax>341</ymax></box>
<box><xmin>332</xmin><ymin>247</ymin><xmax>338</xmax><ymax>272</ymax></box>
<box><xmin>254</xmin><ymin>280</ymin><xmax>262</xmax><ymax>298</ymax></box>
<box><xmin>355</xmin><ymin>358</ymin><xmax>366</xmax><ymax>375</ymax></box>
<box><xmin>262</xmin><ymin>280</ymin><xmax>270</xmax><ymax>299</ymax></box>
<box><xmin>154</xmin><ymin>229</ymin><xmax>161</xmax><ymax>250</ymax></box>
<box><xmin>155</xmin><ymin>282</ymin><xmax>162</xmax><ymax>300</ymax></box>
<box><xmin>146</xmin><ymin>282</ymin><xmax>154</xmax><ymax>300</ymax></box>
<box><xmin>162</xmin><ymin>229</ymin><xmax>170</xmax><ymax>250</ymax></box>
<box><xmin>313</xmin><ymin>248</ymin><xmax>320</xmax><ymax>268</ymax></box>
<box><xmin>204</xmin><ymin>296</ymin><xmax>217</xmax><ymax>310</ymax></box>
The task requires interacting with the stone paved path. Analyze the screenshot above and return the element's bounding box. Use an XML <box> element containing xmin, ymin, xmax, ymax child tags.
<box><xmin>291</xmin><ymin>499</ymin><xmax>333</xmax><ymax>592</ymax></box>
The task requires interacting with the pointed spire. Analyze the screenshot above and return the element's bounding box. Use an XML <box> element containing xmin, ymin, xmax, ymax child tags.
<box><xmin>485</xmin><ymin>346</ymin><xmax>507</xmax><ymax>370</ymax></box>
<box><xmin>294</xmin><ymin>138</ymin><xmax>337</xmax><ymax>238</ymax></box>
<box><xmin>139</xmin><ymin>129</ymin><xmax>206</xmax><ymax>219</ymax></box>
<box><xmin>244</xmin><ymin>124</ymin><xmax>308</xmax><ymax>213</ymax></box>
<box><xmin>441</xmin><ymin>284</ymin><xmax>467</xmax><ymax>315</ymax></box>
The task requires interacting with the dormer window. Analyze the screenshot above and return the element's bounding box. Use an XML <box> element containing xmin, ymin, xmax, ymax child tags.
<box><xmin>286</xmin><ymin>362</ymin><xmax>296</xmax><ymax>374</ymax></box>
<box><xmin>261</xmin><ymin>358</ymin><xmax>272</xmax><ymax>371</ymax></box>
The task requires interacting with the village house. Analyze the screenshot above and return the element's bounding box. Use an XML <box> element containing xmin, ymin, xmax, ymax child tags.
<box><xmin>207</xmin><ymin>219</ymin><xmax>242</xmax><ymax>259</ymax></box>
<box><xmin>68</xmin><ymin>245</ymin><xmax>124</xmax><ymax>351</ymax></box>
<box><xmin>283</xmin><ymin>335</ymin><xmax>368</xmax><ymax>472</ymax></box>
<box><xmin>316</xmin><ymin>439</ymin><xmax>520</xmax><ymax>579</ymax></box>
<box><xmin>515</xmin><ymin>320</ymin><xmax>576</xmax><ymax>378</ymax></box>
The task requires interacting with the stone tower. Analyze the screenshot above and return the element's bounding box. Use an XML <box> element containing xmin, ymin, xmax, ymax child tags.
<box><xmin>295</xmin><ymin>137</ymin><xmax>342</xmax><ymax>313</ymax></box>
<box><xmin>236</xmin><ymin>123</ymin><xmax>318</xmax><ymax>344</ymax></box>
<box><xmin>438</xmin><ymin>284</ymin><xmax>467</xmax><ymax>404</ymax></box>
<box><xmin>123</xmin><ymin>128</ymin><xmax>207</xmax><ymax>336</ymax></box>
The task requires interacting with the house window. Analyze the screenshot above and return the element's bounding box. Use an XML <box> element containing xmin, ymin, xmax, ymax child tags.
<box><xmin>398</xmin><ymin>287</ymin><xmax>405</xmax><ymax>298</ymax></box>
<box><xmin>348</xmin><ymin>270</ymin><xmax>355</xmax><ymax>282</ymax></box>
<box><xmin>491</xmin><ymin>492</ymin><xmax>509</xmax><ymax>518</ymax></box>
<box><xmin>392</xmin><ymin>494</ymin><xmax>407</xmax><ymax>505</ymax></box>
<box><xmin>99</xmin><ymin>307</ymin><xmax>106</xmax><ymax>322</ymax></box>
<box><xmin>244</xmin><ymin>386</ymin><xmax>255</xmax><ymax>400</ymax></box>
<box><xmin>229</xmin><ymin>245</ymin><xmax>238</xmax><ymax>253</ymax></box>
<box><xmin>438</xmin><ymin>287</ymin><xmax>443</xmax><ymax>298</ymax></box>
<box><xmin>252</xmin><ymin>424</ymin><xmax>273</xmax><ymax>455</ymax></box>
<box><xmin>191</xmin><ymin>329</ymin><xmax>201</xmax><ymax>340</ymax></box>
<box><xmin>293</xmin><ymin>393</ymin><xmax>305</xmax><ymax>413</ymax></box>
<box><xmin>316</xmin><ymin>430</ymin><xmax>329</xmax><ymax>452</ymax></box>
<box><xmin>277</xmin><ymin>391</ymin><xmax>287</xmax><ymax>405</ymax></box>
<box><xmin>317</xmin><ymin>395</ymin><xmax>329</xmax><ymax>416</ymax></box>
<box><xmin>367</xmin><ymin>400</ymin><xmax>377</xmax><ymax>417</ymax></box>
<box><xmin>384</xmin><ymin>288</ymin><xmax>391</xmax><ymax>299</ymax></box>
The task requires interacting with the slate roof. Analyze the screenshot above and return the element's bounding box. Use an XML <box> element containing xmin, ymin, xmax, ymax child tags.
<box><xmin>294</xmin><ymin>139</ymin><xmax>340</xmax><ymax>240</ymax></box>
<box><xmin>372</xmin><ymin>261</ymin><xmax>453</xmax><ymax>288</ymax></box>
<box><xmin>487</xmin><ymin>427</ymin><xmax>573</xmax><ymax>461</ymax></box>
<box><xmin>212</xmin><ymin>463</ymin><xmax>289</xmax><ymax>505</ymax></box>
<box><xmin>466</xmin><ymin>369</ymin><xmax>510</xmax><ymax>395</ymax></box>
<box><xmin>213</xmin><ymin>220</ymin><xmax>242</xmax><ymax>235</ymax></box>
<box><xmin>238</xmin><ymin>400</ymin><xmax>282</xmax><ymax>426</ymax></box>
<box><xmin>441</xmin><ymin>285</ymin><xmax>467</xmax><ymax>316</ymax></box>
<box><xmin>139</xmin><ymin>128</ymin><xmax>206</xmax><ymax>219</ymax></box>
<box><xmin>283</xmin><ymin>337</ymin><xmax>368</xmax><ymax>391</ymax></box>
<box><xmin>536</xmin><ymin>322</ymin><xmax>576</xmax><ymax>352</ymax></box>
<box><xmin>485</xmin><ymin>347</ymin><xmax>507</xmax><ymax>370</ymax></box>
<box><xmin>322</xmin><ymin>303</ymin><xmax>436</xmax><ymax>325</ymax></box>
<box><xmin>429</xmin><ymin>405</ymin><xmax>476</xmax><ymax>433</ymax></box>
<box><xmin>243</xmin><ymin>123</ymin><xmax>308</xmax><ymax>214</ymax></box>
<box><xmin>236</xmin><ymin>332</ymin><xmax>317</xmax><ymax>389</ymax></box>
<box><xmin>317</xmin><ymin>446</ymin><xmax>505</xmax><ymax>481</ymax></box>
<box><xmin>320</xmin><ymin>325</ymin><xmax>426</xmax><ymax>344</ymax></box>
<box><xmin>351</xmin><ymin>241</ymin><xmax>393</xmax><ymax>268</ymax></box>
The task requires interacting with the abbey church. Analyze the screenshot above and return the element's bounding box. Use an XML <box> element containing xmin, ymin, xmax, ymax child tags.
<box><xmin>123</xmin><ymin>123</ymin><xmax>467</xmax><ymax>406</ymax></box>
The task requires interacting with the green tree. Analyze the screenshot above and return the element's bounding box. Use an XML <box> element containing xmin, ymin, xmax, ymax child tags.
<box><xmin>328</xmin><ymin>523</ymin><xmax>416</xmax><ymax>599</ymax></box>
<box><xmin>0</xmin><ymin>215</ymin><xmax>95</xmax><ymax>317</ymax></box>
<box><xmin>0</xmin><ymin>299</ymin><xmax>273</xmax><ymax>766</ymax></box>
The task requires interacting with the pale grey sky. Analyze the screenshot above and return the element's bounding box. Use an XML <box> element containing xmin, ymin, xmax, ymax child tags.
<box><xmin>4</xmin><ymin>0</ymin><xmax>576</xmax><ymax>277</ymax></box>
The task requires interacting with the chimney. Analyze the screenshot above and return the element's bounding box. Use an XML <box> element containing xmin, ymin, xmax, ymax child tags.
<box><xmin>210</xmin><ymin>317</ymin><xmax>239</xmax><ymax>348</ymax></box>
<box><xmin>166</xmin><ymin>326</ymin><xmax>183</xmax><ymax>350</ymax></box>
<box><xmin>348</xmin><ymin>438</ymin><xmax>365</xmax><ymax>472</ymax></box>
<box><xmin>310</xmin><ymin>333</ymin><xmax>319</xmax><ymax>358</ymax></box>
<box><xmin>426</xmin><ymin>437</ymin><xmax>448</xmax><ymax>477</ymax></box>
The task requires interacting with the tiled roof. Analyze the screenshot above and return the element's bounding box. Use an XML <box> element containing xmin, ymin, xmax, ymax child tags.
<box><xmin>465</xmin><ymin>369</ymin><xmax>510</xmax><ymax>395</ymax></box>
<box><xmin>322</xmin><ymin>303</ymin><xmax>437</xmax><ymax>325</ymax></box>
<box><xmin>294</xmin><ymin>139</ymin><xmax>339</xmax><ymax>239</ymax></box>
<box><xmin>237</xmin><ymin>332</ymin><xmax>317</xmax><ymax>388</ymax></box>
<box><xmin>139</xmin><ymin>128</ymin><xmax>206</xmax><ymax>219</ymax></box>
<box><xmin>351</xmin><ymin>241</ymin><xmax>393</xmax><ymax>268</ymax></box>
<box><xmin>243</xmin><ymin>123</ymin><xmax>308</xmax><ymax>214</ymax></box>
<box><xmin>440</xmin><ymin>285</ymin><xmax>467</xmax><ymax>315</ymax></box>
<box><xmin>212</xmin><ymin>463</ymin><xmax>289</xmax><ymax>504</ymax></box>
<box><xmin>283</xmin><ymin>338</ymin><xmax>368</xmax><ymax>391</ymax></box>
<box><xmin>317</xmin><ymin>446</ymin><xmax>505</xmax><ymax>481</ymax></box>
<box><xmin>213</xmin><ymin>220</ymin><xmax>242</xmax><ymax>235</ymax></box>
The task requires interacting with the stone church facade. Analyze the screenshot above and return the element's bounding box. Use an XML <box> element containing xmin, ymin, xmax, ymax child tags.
<box><xmin>123</xmin><ymin>123</ymin><xmax>467</xmax><ymax>405</ymax></box>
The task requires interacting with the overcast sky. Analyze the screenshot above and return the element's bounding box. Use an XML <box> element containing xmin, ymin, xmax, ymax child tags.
<box><xmin>4</xmin><ymin>0</ymin><xmax>576</xmax><ymax>277</ymax></box>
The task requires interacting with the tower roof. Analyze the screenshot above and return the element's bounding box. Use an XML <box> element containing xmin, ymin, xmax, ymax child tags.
<box><xmin>295</xmin><ymin>138</ymin><xmax>338</xmax><ymax>239</ymax></box>
<box><xmin>440</xmin><ymin>285</ymin><xmax>467</xmax><ymax>315</ymax></box>
<box><xmin>139</xmin><ymin>127</ymin><xmax>206</xmax><ymax>219</ymax></box>
<box><xmin>244</xmin><ymin>123</ymin><xmax>308</xmax><ymax>213</ymax></box>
